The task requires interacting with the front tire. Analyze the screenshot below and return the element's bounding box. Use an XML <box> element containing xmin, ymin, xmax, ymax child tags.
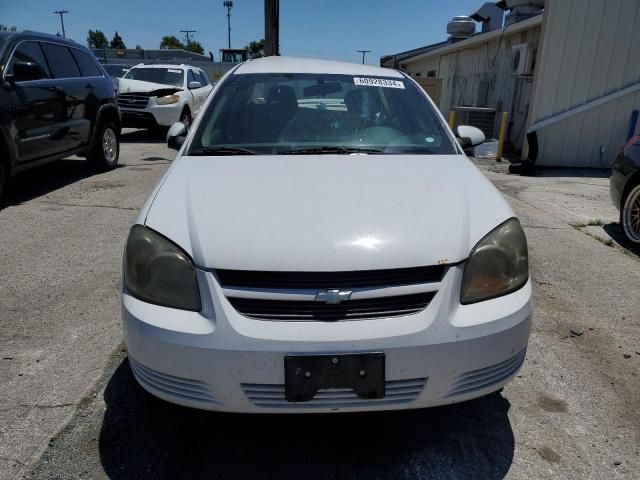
<box><xmin>89</xmin><ymin>122</ymin><xmax>119</xmax><ymax>170</ymax></box>
<box><xmin>621</xmin><ymin>183</ymin><xmax>640</xmax><ymax>244</ymax></box>
<box><xmin>179</xmin><ymin>108</ymin><xmax>192</xmax><ymax>129</ymax></box>
<box><xmin>0</xmin><ymin>161</ymin><xmax>6</xmax><ymax>207</ymax></box>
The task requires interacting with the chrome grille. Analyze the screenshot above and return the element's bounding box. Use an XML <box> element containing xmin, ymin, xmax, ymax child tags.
<box><xmin>243</xmin><ymin>378</ymin><xmax>427</xmax><ymax>409</ymax></box>
<box><xmin>117</xmin><ymin>93</ymin><xmax>150</xmax><ymax>109</ymax></box>
<box><xmin>228</xmin><ymin>293</ymin><xmax>435</xmax><ymax>321</ymax></box>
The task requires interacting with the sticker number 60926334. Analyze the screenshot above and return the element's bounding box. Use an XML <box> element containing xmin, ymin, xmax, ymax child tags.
<box><xmin>353</xmin><ymin>77</ymin><xmax>405</xmax><ymax>89</ymax></box>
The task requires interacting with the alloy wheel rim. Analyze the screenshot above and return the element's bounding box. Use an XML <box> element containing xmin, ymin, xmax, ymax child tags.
<box><xmin>622</xmin><ymin>186</ymin><xmax>640</xmax><ymax>243</ymax></box>
<box><xmin>102</xmin><ymin>128</ymin><xmax>117</xmax><ymax>162</ymax></box>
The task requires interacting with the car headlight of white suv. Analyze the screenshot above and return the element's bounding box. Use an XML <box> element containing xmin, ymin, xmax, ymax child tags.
<box><xmin>124</xmin><ymin>226</ymin><xmax>201</xmax><ymax>311</ymax></box>
<box><xmin>461</xmin><ymin>218</ymin><xmax>529</xmax><ymax>304</ymax></box>
<box><xmin>157</xmin><ymin>94</ymin><xmax>180</xmax><ymax>105</ymax></box>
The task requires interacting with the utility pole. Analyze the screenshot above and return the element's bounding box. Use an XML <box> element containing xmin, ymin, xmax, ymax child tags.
<box><xmin>180</xmin><ymin>29</ymin><xmax>196</xmax><ymax>44</ymax></box>
<box><xmin>264</xmin><ymin>0</ymin><xmax>279</xmax><ymax>56</ymax></box>
<box><xmin>357</xmin><ymin>50</ymin><xmax>371</xmax><ymax>64</ymax></box>
<box><xmin>223</xmin><ymin>1</ymin><xmax>233</xmax><ymax>49</ymax></box>
<box><xmin>53</xmin><ymin>10</ymin><xmax>69</xmax><ymax>38</ymax></box>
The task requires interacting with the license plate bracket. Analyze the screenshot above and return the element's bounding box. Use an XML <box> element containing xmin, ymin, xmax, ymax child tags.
<box><xmin>284</xmin><ymin>353</ymin><xmax>385</xmax><ymax>402</ymax></box>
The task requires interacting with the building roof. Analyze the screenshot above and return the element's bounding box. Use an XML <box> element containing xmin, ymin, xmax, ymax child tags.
<box><xmin>380</xmin><ymin>41</ymin><xmax>449</xmax><ymax>68</ymax></box>
<box><xmin>382</xmin><ymin>14</ymin><xmax>543</xmax><ymax>68</ymax></box>
<box><xmin>235</xmin><ymin>56</ymin><xmax>404</xmax><ymax>77</ymax></box>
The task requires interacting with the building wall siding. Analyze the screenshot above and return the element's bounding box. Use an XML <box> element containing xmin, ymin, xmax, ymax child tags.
<box><xmin>403</xmin><ymin>25</ymin><xmax>541</xmax><ymax>148</ymax></box>
<box><xmin>530</xmin><ymin>0</ymin><xmax>640</xmax><ymax>167</ymax></box>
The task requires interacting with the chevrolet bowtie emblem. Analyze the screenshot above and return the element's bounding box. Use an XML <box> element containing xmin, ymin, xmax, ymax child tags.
<box><xmin>314</xmin><ymin>289</ymin><xmax>352</xmax><ymax>304</ymax></box>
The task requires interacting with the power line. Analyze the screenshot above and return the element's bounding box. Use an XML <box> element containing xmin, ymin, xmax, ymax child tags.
<box><xmin>180</xmin><ymin>29</ymin><xmax>196</xmax><ymax>44</ymax></box>
<box><xmin>357</xmin><ymin>50</ymin><xmax>371</xmax><ymax>64</ymax></box>
<box><xmin>53</xmin><ymin>10</ymin><xmax>68</xmax><ymax>38</ymax></box>
<box><xmin>223</xmin><ymin>1</ymin><xmax>233</xmax><ymax>49</ymax></box>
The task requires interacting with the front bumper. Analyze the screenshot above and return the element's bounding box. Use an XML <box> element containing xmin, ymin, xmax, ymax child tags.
<box><xmin>120</xmin><ymin>103</ymin><xmax>182</xmax><ymax>128</ymax></box>
<box><xmin>122</xmin><ymin>265</ymin><xmax>532</xmax><ymax>413</ymax></box>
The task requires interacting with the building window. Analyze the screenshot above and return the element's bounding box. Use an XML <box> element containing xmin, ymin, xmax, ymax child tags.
<box><xmin>427</xmin><ymin>69</ymin><xmax>437</xmax><ymax>78</ymax></box>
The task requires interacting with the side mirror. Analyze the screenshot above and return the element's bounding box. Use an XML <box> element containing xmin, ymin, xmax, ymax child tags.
<box><xmin>4</xmin><ymin>73</ymin><xmax>16</xmax><ymax>86</ymax></box>
<box><xmin>188</xmin><ymin>81</ymin><xmax>202</xmax><ymax>89</ymax></box>
<box><xmin>456</xmin><ymin>125</ymin><xmax>486</xmax><ymax>149</ymax></box>
<box><xmin>167</xmin><ymin>122</ymin><xmax>187</xmax><ymax>150</ymax></box>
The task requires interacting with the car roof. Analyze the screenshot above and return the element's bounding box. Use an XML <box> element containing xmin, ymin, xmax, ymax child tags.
<box><xmin>234</xmin><ymin>56</ymin><xmax>403</xmax><ymax>78</ymax></box>
<box><xmin>2</xmin><ymin>30</ymin><xmax>82</xmax><ymax>48</ymax></box>
<box><xmin>131</xmin><ymin>64</ymin><xmax>197</xmax><ymax>70</ymax></box>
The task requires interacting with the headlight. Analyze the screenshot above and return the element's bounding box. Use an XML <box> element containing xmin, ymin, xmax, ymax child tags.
<box><xmin>124</xmin><ymin>225</ymin><xmax>201</xmax><ymax>311</ymax></box>
<box><xmin>461</xmin><ymin>218</ymin><xmax>529</xmax><ymax>304</ymax></box>
<box><xmin>157</xmin><ymin>94</ymin><xmax>180</xmax><ymax>105</ymax></box>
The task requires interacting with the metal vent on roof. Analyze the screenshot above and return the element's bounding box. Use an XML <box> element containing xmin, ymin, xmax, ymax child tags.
<box><xmin>447</xmin><ymin>16</ymin><xmax>475</xmax><ymax>42</ymax></box>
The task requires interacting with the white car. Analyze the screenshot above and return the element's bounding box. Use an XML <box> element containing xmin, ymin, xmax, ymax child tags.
<box><xmin>117</xmin><ymin>63</ymin><xmax>213</xmax><ymax>129</ymax></box>
<box><xmin>122</xmin><ymin>56</ymin><xmax>532</xmax><ymax>413</ymax></box>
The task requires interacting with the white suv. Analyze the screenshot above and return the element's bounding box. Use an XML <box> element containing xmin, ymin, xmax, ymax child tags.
<box><xmin>122</xmin><ymin>56</ymin><xmax>532</xmax><ymax>414</ymax></box>
<box><xmin>117</xmin><ymin>64</ymin><xmax>213</xmax><ymax>130</ymax></box>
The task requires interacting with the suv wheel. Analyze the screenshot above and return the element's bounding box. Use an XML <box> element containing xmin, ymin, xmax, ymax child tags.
<box><xmin>180</xmin><ymin>108</ymin><xmax>192</xmax><ymax>129</ymax></box>
<box><xmin>621</xmin><ymin>183</ymin><xmax>640</xmax><ymax>244</ymax></box>
<box><xmin>89</xmin><ymin>122</ymin><xmax>119</xmax><ymax>170</ymax></box>
<box><xmin>0</xmin><ymin>161</ymin><xmax>6</xmax><ymax>207</ymax></box>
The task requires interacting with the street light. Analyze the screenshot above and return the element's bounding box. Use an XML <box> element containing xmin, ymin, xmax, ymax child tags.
<box><xmin>223</xmin><ymin>1</ymin><xmax>233</xmax><ymax>49</ymax></box>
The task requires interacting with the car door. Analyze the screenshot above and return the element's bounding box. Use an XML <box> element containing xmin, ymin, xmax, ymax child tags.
<box><xmin>5</xmin><ymin>40</ymin><xmax>68</xmax><ymax>163</ymax></box>
<box><xmin>186</xmin><ymin>69</ymin><xmax>203</xmax><ymax>115</ymax></box>
<box><xmin>40</xmin><ymin>42</ymin><xmax>90</xmax><ymax>150</ymax></box>
<box><xmin>69</xmin><ymin>47</ymin><xmax>105</xmax><ymax>146</ymax></box>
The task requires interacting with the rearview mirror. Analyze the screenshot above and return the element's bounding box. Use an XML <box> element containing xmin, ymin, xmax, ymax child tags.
<box><xmin>188</xmin><ymin>81</ymin><xmax>202</xmax><ymax>89</ymax></box>
<box><xmin>456</xmin><ymin>125</ymin><xmax>485</xmax><ymax>149</ymax></box>
<box><xmin>167</xmin><ymin>122</ymin><xmax>187</xmax><ymax>150</ymax></box>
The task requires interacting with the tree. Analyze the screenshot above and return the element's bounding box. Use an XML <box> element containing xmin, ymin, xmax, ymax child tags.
<box><xmin>87</xmin><ymin>29</ymin><xmax>108</xmax><ymax>49</ymax></box>
<box><xmin>246</xmin><ymin>39</ymin><xmax>265</xmax><ymax>59</ymax></box>
<box><xmin>0</xmin><ymin>25</ymin><xmax>18</xmax><ymax>32</ymax></box>
<box><xmin>160</xmin><ymin>35</ymin><xmax>184</xmax><ymax>50</ymax></box>
<box><xmin>109</xmin><ymin>31</ymin><xmax>126</xmax><ymax>49</ymax></box>
<box><xmin>185</xmin><ymin>40</ymin><xmax>204</xmax><ymax>55</ymax></box>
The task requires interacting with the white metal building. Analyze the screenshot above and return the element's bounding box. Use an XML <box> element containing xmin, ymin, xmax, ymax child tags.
<box><xmin>382</xmin><ymin>0</ymin><xmax>640</xmax><ymax>168</ymax></box>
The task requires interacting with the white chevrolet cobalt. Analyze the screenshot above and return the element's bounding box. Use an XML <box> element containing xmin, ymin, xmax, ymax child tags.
<box><xmin>122</xmin><ymin>57</ymin><xmax>532</xmax><ymax>413</ymax></box>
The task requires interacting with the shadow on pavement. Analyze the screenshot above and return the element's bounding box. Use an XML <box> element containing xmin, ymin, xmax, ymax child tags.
<box><xmin>4</xmin><ymin>158</ymin><xmax>99</xmax><ymax>206</ymax></box>
<box><xmin>99</xmin><ymin>359</ymin><xmax>515</xmax><ymax>480</ymax></box>
<box><xmin>527</xmin><ymin>167</ymin><xmax>611</xmax><ymax>179</ymax></box>
<box><xmin>120</xmin><ymin>128</ymin><xmax>167</xmax><ymax>144</ymax></box>
<box><xmin>603</xmin><ymin>223</ymin><xmax>640</xmax><ymax>256</ymax></box>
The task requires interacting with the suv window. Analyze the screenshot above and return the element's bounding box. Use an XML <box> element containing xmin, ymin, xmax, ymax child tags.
<box><xmin>188</xmin><ymin>69</ymin><xmax>198</xmax><ymax>85</ymax></box>
<box><xmin>195</xmin><ymin>70</ymin><xmax>209</xmax><ymax>86</ymax></box>
<box><xmin>123</xmin><ymin>67</ymin><xmax>184</xmax><ymax>87</ymax></box>
<box><xmin>7</xmin><ymin>41</ymin><xmax>51</xmax><ymax>81</ymax></box>
<box><xmin>71</xmin><ymin>48</ymin><xmax>102</xmax><ymax>77</ymax></box>
<box><xmin>40</xmin><ymin>43</ymin><xmax>81</xmax><ymax>78</ymax></box>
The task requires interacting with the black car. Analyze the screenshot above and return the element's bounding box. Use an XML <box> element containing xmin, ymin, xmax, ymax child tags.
<box><xmin>0</xmin><ymin>31</ymin><xmax>121</xmax><ymax>204</ymax></box>
<box><xmin>610</xmin><ymin>134</ymin><xmax>640</xmax><ymax>244</ymax></box>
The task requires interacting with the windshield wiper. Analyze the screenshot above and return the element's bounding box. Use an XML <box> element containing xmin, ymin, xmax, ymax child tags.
<box><xmin>188</xmin><ymin>146</ymin><xmax>258</xmax><ymax>156</ymax></box>
<box><xmin>277</xmin><ymin>146</ymin><xmax>383</xmax><ymax>155</ymax></box>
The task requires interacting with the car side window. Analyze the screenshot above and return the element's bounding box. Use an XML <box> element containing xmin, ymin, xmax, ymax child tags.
<box><xmin>70</xmin><ymin>48</ymin><xmax>102</xmax><ymax>77</ymax></box>
<box><xmin>196</xmin><ymin>71</ymin><xmax>209</xmax><ymax>86</ymax></box>
<box><xmin>7</xmin><ymin>41</ymin><xmax>51</xmax><ymax>81</ymax></box>
<box><xmin>40</xmin><ymin>43</ymin><xmax>81</xmax><ymax>79</ymax></box>
<box><xmin>188</xmin><ymin>69</ymin><xmax>198</xmax><ymax>85</ymax></box>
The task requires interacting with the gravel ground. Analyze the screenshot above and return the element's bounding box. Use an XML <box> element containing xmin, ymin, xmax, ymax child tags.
<box><xmin>1</xmin><ymin>141</ymin><xmax>638</xmax><ymax>479</ymax></box>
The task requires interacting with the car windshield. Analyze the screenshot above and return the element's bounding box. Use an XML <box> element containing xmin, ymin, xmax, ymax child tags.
<box><xmin>123</xmin><ymin>67</ymin><xmax>183</xmax><ymax>87</ymax></box>
<box><xmin>188</xmin><ymin>72</ymin><xmax>457</xmax><ymax>155</ymax></box>
<box><xmin>103</xmin><ymin>64</ymin><xmax>130</xmax><ymax>78</ymax></box>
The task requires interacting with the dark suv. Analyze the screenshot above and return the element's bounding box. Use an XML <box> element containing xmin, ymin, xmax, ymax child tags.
<box><xmin>0</xmin><ymin>31</ymin><xmax>121</xmax><ymax>204</ymax></box>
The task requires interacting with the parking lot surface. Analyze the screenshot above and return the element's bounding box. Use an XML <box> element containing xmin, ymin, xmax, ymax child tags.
<box><xmin>1</xmin><ymin>136</ymin><xmax>639</xmax><ymax>479</ymax></box>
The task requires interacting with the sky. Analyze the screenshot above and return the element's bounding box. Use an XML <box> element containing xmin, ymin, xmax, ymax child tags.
<box><xmin>1</xmin><ymin>0</ymin><xmax>483</xmax><ymax>64</ymax></box>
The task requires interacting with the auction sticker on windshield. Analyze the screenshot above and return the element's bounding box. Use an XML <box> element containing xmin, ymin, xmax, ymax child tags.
<box><xmin>353</xmin><ymin>77</ymin><xmax>405</xmax><ymax>89</ymax></box>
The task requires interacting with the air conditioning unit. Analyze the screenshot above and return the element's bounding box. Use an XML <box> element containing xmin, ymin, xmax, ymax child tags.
<box><xmin>511</xmin><ymin>43</ymin><xmax>534</xmax><ymax>75</ymax></box>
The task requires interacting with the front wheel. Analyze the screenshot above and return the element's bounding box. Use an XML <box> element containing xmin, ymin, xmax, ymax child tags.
<box><xmin>89</xmin><ymin>122</ymin><xmax>119</xmax><ymax>170</ymax></box>
<box><xmin>179</xmin><ymin>108</ymin><xmax>192</xmax><ymax>129</ymax></box>
<box><xmin>621</xmin><ymin>183</ymin><xmax>640</xmax><ymax>244</ymax></box>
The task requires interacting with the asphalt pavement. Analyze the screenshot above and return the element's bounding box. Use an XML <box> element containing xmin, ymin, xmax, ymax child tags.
<box><xmin>1</xmin><ymin>137</ymin><xmax>638</xmax><ymax>479</ymax></box>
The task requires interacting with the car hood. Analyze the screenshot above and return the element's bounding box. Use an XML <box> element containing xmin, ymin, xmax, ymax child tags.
<box><xmin>144</xmin><ymin>155</ymin><xmax>514</xmax><ymax>271</ymax></box>
<box><xmin>118</xmin><ymin>78</ymin><xmax>182</xmax><ymax>96</ymax></box>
